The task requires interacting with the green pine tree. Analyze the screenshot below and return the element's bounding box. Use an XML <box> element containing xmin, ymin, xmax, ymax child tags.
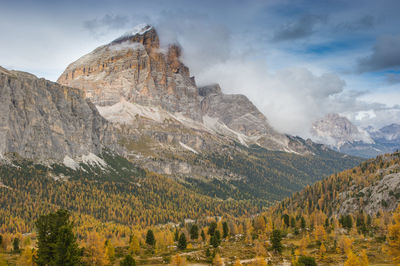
<box><xmin>301</xmin><ymin>216</ymin><xmax>306</xmax><ymax>229</ymax></box>
<box><xmin>222</xmin><ymin>222</ymin><xmax>229</xmax><ymax>238</ymax></box>
<box><xmin>12</xmin><ymin>238</ymin><xmax>20</xmax><ymax>253</ymax></box>
<box><xmin>208</xmin><ymin>222</ymin><xmax>217</xmax><ymax>236</ymax></box>
<box><xmin>146</xmin><ymin>229</ymin><xmax>156</xmax><ymax>247</ymax></box>
<box><xmin>190</xmin><ymin>224</ymin><xmax>199</xmax><ymax>240</ymax></box>
<box><xmin>34</xmin><ymin>209</ymin><xmax>81</xmax><ymax>266</ymax></box>
<box><xmin>210</xmin><ymin>230</ymin><xmax>221</xmax><ymax>248</ymax></box>
<box><xmin>120</xmin><ymin>254</ymin><xmax>136</xmax><ymax>266</ymax></box>
<box><xmin>270</xmin><ymin>229</ymin><xmax>282</xmax><ymax>253</ymax></box>
<box><xmin>201</xmin><ymin>230</ymin><xmax>206</xmax><ymax>242</ymax></box>
<box><xmin>178</xmin><ymin>233</ymin><xmax>187</xmax><ymax>250</ymax></box>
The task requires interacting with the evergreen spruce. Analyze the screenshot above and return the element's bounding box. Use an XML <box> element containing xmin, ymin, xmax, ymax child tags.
<box><xmin>301</xmin><ymin>216</ymin><xmax>306</xmax><ymax>229</ymax></box>
<box><xmin>270</xmin><ymin>229</ymin><xmax>282</xmax><ymax>253</ymax></box>
<box><xmin>12</xmin><ymin>238</ymin><xmax>20</xmax><ymax>253</ymax></box>
<box><xmin>34</xmin><ymin>209</ymin><xmax>81</xmax><ymax>266</ymax></box>
<box><xmin>201</xmin><ymin>230</ymin><xmax>206</xmax><ymax>242</ymax></box>
<box><xmin>210</xmin><ymin>230</ymin><xmax>221</xmax><ymax>248</ymax></box>
<box><xmin>178</xmin><ymin>233</ymin><xmax>187</xmax><ymax>250</ymax></box>
<box><xmin>146</xmin><ymin>229</ymin><xmax>156</xmax><ymax>247</ymax></box>
<box><xmin>208</xmin><ymin>222</ymin><xmax>217</xmax><ymax>236</ymax></box>
<box><xmin>190</xmin><ymin>224</ymin><xmax>199</xmax><ymax>240</ymax></box>
<box><xmin>222</xmin><ymin>222</ymin><xmax>229</xmax><ymax>238</ymax></box>
<box><xmin>121</xmin><ymin>254</ymin><xmax>136</xmax><ymax>266</ymax></box>
<box><xmin>297</xmin><ymin>256</ymin><xmax>317</xmax><ymax>266</ymax></box>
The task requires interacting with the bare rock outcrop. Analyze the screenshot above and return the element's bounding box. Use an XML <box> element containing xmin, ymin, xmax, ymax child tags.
<box><xmin>0</xmin><ymin>66</ymin><xmax>116</xmax><ymax>162</ymax></box>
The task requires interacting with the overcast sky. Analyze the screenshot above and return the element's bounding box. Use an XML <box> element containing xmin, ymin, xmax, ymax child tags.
<box><xmin>1</xmin><ymin>0</ymin><xmax>399</xmax><ymax>137</ymax></box>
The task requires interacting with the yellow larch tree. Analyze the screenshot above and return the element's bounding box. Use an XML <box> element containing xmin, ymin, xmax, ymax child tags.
<box><xmin>297</xmin><ymin>235</ymin><xmax>308</xmax><ymax>255</ymax></box>
<box><xmin>319</xmin><ymin>242</ymin><xmax>326</xmax><ymax>259</ymax></box>
<box><xmin>16</xmin><ymin>248</ymin><xmax>35</xmax><ymax>266</ymax></box>
<box><xmin>360</xmin><ymin>249</ymin><xmax>369</xmax><ymax>266</ymax></box>
<box><xmin>315</xmin><ymin>225</ymin><xmax>327</xmax><ymax>242</ymax></box>
<box><xmin>105</xmin><ymin>240</ymin><xmax>115</xmax><ymax>265</ymax></box>
<box><xmin>234</xmin><ymin>258</ymin><xmax>243</xmax><ymax>266</ymax></box>
<box><xmin>213</xmin><ymin>253</ymin><xmax>224</xmax><ymax>266</ymax></box>
<box><xmin>84</xmin><ymin>231</ymin><xmax>107</xmax><ymax>266</ymax></box>
<box><xmin>251</xmin><ymin>257</ymin><xmax>267</xmax><ymax>266</ymax></box>
<box><xmin>170</xmin><ymin>254</ymin><xmax>187</xmax><ymax>266</ymax></box>
<box><xmin>129</xmin><ymin>235</ymin><xmax>140</xmax><ymax>255</ymax></box>
<box><xmin>344</xmin><ymin>250</ymin><xmax>360</xmax><ymax>266</ymax></box>
<box><xmin>387</xmin><ymin>206</ymin><xmax>400</xmax><ymax>263</ymax></box>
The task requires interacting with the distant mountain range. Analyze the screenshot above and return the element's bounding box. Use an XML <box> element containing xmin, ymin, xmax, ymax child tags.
<box><xmin>311</xmin><ymin>113</ymin><xmax>400</xmax><ymax>158</ymax></box>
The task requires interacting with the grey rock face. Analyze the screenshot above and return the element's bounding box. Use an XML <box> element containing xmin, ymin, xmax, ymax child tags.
<box><xmin>0</xmin><ymin>67</ymin><xmax>115</xmax><ymax>162</ymax></box>
<box><xmin>336</xmin><ymin>172</ymin><xmax>400</xmax><ymax>216</ymax></box>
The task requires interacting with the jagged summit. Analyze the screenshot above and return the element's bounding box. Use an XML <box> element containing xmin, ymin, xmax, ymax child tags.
<box><xmin>110</xmin><ymin>24</ymin><xmax>159</xmax><ymax>51</ymax></box>
<box><xmin>113</xmin><ymin>24</ymin><xmax>153</xmax><ymax>42</ymax></box>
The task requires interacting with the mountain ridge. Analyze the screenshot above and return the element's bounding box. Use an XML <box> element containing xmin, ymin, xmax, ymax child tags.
<box><xmin>312</xmin><ymin>113</ymin><xmax>400</xmax><ymax>158</ymax></box>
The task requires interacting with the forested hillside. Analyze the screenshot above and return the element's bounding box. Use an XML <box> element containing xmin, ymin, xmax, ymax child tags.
<box><xmin>273</xmin><ymin>151</ymin><xmax>400</xmax><ymax>216</ymax></box>
<box><xmin>0</xmin><ymin>143</ymin><xmax>361</xmax><ymax>235</ymax></box>
<box><xmin>0</xmin><ymin>152</ymin><xmax>258</xmax><ymax>233</ymax></box>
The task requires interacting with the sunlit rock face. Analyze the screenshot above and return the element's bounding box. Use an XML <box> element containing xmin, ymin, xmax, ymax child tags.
<box><xmin>58</xmin><ymin>24</ymin><xmax>202</xmax><ymax>121</ymax></box>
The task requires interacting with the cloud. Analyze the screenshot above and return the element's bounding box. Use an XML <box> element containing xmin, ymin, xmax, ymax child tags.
<box><xmin>358</xmin><ymin>35</ymin><xmax>400</xmax><ymax>72</ymax></box>
<box><xmin>344</xmin><ymin>107</ymin><xmax>400</xmax><ymax>129</ymax></box>
<box><xmin>154</xmin><ymin>10</ymin><xmax>232</xmax><ymax>74</ymax></box>
<box><xmin>272</xmin><ymin>14</ymin><xmax>327</xmax><ymax>42</ymax></box>
<box><xmin>83</xmin><ymin>14</ymin><xmax>129</xmax><ymax>36</ymax></box>
<box><xmin>335</xmin><ymin>15</ymin><xmax>375</xmax><ymax>32</ymax></box>
<box><xmin>194</xmin><ymin>57</ymin><xmax>355</xmax><ymax>137</ymax></box>
<box><xmin>385</xmin><ymin>73</ymin><xmax>400</xmax><ymax>84</ymax></box>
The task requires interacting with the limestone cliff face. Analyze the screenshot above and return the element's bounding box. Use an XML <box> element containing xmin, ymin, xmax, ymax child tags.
<box><xmin>0</xmin><ymin>66</ymin><xmax>115</xmax><ymax>162</ymax></box>
<box><xmin>58</xmin><ymin>25</ymin><xmax>202</xmax><ymax>121</ymax></box>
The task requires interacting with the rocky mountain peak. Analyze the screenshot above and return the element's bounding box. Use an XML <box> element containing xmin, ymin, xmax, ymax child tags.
<box><xmin>311</xmin><ymin>113</ymin><xmax>374</xmax><ymax>148</ymax></box>
<box><xmin>57</xmin><ymin>24</ymin><xmax>316</xmax><ymax>154</ymax></box>
<box><xmin>58</xmin><ymin>24</ymin><xmax>201</xmax><ymax>120</ymax></box>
